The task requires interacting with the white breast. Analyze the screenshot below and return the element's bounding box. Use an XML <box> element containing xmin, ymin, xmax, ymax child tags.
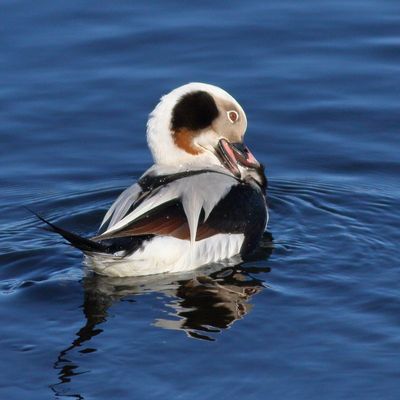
<box><xmin>85</xmin><ymin>233</ymin><xmax>245</xmax><ymax>277</ymax></box>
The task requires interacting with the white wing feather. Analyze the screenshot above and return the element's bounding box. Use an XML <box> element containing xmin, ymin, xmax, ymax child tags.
<box><xmin>100</xmin><ymin>183</ymin><xmax>142</xmax><ymax>230</ymax></box>
<box><xmin>99</xmin><ymin>172</ymin><xmax>236</xmax><ymax>239</ymax></box>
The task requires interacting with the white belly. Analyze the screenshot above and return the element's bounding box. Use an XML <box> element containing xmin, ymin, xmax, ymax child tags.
<box><xmin>85</xmin><ymin>233</ymin><xmax>245</xmax><ymax>277</ymax></box>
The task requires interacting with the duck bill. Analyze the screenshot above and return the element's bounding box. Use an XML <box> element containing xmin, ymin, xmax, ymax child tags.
<box><xmin>217</xmin><ymin>138</ymin><xmax>260</xmax><ymax>177</ymax></box>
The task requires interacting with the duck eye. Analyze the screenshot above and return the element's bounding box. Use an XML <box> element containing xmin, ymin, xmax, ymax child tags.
<box><xmin>227</xmin><ymin>110</ymin><xmax>239</xmax><ymax>123</ymax></box>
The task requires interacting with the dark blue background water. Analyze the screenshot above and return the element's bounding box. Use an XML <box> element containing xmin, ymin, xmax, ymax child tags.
<box><xmin>1</xmin><ymin>1</ymin><xmax>399</xmax><ymax>399</ymax></box>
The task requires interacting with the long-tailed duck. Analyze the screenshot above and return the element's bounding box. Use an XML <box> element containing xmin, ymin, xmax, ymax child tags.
<box><xmin>41</xmin><ymin>83</ymin><xmax>268</xmax><ymax>276</ymax></box>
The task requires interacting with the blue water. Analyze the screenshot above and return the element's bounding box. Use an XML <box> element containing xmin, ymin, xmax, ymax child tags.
<box><xmin>1</xmin><ymin>1</ymin><xmax>400</xmax><ymax>398</ymax></box>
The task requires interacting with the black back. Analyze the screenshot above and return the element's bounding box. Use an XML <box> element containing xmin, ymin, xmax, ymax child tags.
<box><xmin>206</xmin><ymin>181</ymin><xmax>267</xmax><ymax>255</ymax></box>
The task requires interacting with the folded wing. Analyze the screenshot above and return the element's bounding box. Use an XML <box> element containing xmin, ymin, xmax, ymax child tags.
<box><xmin>96</xmin><ymin>171</ymin><xmax>238</xmax><ymax>244</ymax></box>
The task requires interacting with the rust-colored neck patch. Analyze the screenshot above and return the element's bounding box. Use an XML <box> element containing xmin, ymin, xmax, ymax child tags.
<box><xmin>172</xmin><ymin>128</ymin><xmax>201</xmax><ymax>155</ymax></box>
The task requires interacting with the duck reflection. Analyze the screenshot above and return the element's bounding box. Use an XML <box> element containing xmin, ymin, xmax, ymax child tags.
<box><xmin>154</xmin><ymin>266</ymin><xmax>268</xmax><ymax>340</ymax></box>
<box><xmin>50</xmin><ymin>237</ymin><xmax>272</xmax><ymax>397</ymax></box>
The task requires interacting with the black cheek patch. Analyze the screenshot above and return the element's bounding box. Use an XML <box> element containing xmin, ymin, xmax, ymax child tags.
<box><xmin>171</xmin><ymin>90</ymin><xmax>219</xmax><ymax>131</ymax></box>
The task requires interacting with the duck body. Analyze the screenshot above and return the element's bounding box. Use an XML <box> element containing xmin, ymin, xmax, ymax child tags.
<box><xmin>88</xmin><ymin>165</ymin><xmax>267</xmax><ymax>276</ymax></box>
<box><xmin>44</xmin><ymin>83</ymin><xmax>269</xmax><ymax>277</ymax></box>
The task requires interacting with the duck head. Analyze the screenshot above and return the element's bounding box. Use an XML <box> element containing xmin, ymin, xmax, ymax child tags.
<box><xmin>147</xmin><ymin>83</ymin><xmax>265</xmax><ymax>187</ymax></box>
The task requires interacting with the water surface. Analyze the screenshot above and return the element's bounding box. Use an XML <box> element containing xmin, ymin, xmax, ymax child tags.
<box><xmin>1</xmin><ymin>1</ymin><xmax>400</xmax><ymax>399</ymax></box>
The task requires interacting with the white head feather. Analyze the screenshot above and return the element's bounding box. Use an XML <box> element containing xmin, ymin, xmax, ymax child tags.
<box><xmin>146</xmin><ymin>82</ymin><xmax>247</xmax><ymax>169</ymax></box>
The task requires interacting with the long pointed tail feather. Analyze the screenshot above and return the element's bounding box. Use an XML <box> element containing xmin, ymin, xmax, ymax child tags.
<box><xmin>27</xmin><ymin>208</ymin><xmax>108</xmax><ymax>253</ymax></box>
